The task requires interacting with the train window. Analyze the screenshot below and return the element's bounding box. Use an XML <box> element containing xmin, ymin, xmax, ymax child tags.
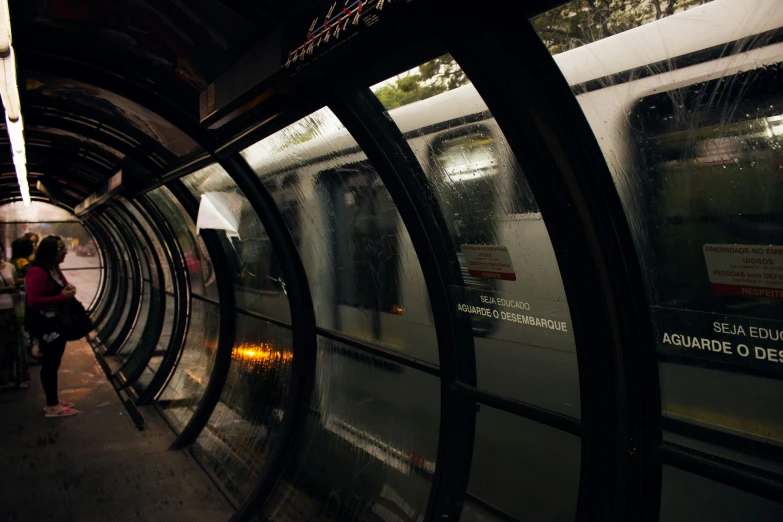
<box><xmin>534</xmin><ymin>0</ymin><xmax>783</xmax><ymax>478</ymax></box>
<box><xmin>241</xmin><ymin>108</ymin><xmax>438</xmax><ymax>365</ymax></box>
<box><xmin>181</xmin><ymin>163</ymin><xmax>291</xmax><ymax>324</ymax></box>
<box><xmin>371</xmin><ymin>54</ymin><xmax>580</xmax><ymax>522</ymax></box>
<box><xmin>371</xmin><ymin>57</ymin><xmax>579</xmax><ymax>416</ymax></box>
<box><xmin>257</xmin><ymin>336</ymin><xmax>440</xmax><ymax>522</ymax></box>
<box><xmin>146</xmin><ymin>186</ymin><xmax>217</xmax><ymax>301</ymax></box>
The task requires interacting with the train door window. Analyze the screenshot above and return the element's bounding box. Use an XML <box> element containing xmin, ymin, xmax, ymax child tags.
<box><xmin>533</xmin><ymin>0</ymin><xmax>783</xmax><ymax>502</ymax></box>
<box><xmin>371</xmin><ymin>54</ymin><xmax>580</xmax><ymax>522</ymax></box>
<box><xmin>371</xmin><ymin>57</ymin><xmax>579</xmax><ymax>417</ymax></box>
<box><xmin>182</xmin><ymin>163</ymin><xmax>291</xmax><ymax>324</ymax></box>
<box><xmin>241</xmin><ymin>108</ymin><xmax>438</xmax><ymax>365</ymax></box>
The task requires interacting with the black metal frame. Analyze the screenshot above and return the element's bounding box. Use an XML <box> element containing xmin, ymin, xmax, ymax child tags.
<box><xmin>435</xmin><ymin>4</ymin><xmax>661</xmax><ymax>520</ymax></box>
<box><xmin>92</xmin><ymin>215</ymin><xmax>128</xmax><ymax>338</ymax></box>
<box><xmin>100</xmin><ymin>207</ymin><xmax>144</xmax><ymax>356</ymax></box>
<box><xmin>110</xmin><ymin>200</ymin><xmax>168</xmax><ymax>388</ymax></box>
<box><xmin>219</xmin><ymin>155</ymin><xmax>318</xmax><ymax>521</ymax></box>
<box><xmin>81</xmin><ymin>218</ymin><xmax>110</xmax><ymax>316</ymax></box>
<box><xmin>327</xmin><ymin>89</ymin><xmax>479</xmax><ymax>521</ymax></box>
<box><xmin>168</xmin><ymin>180</ymin><xmax>237</xmax><ymax>450</ymax></box>
<box><xmin>134</xmin><ymin>194</ymin><xmax>192</xmax><ymax>405</ymax></box>
<box><xmin>84</xmin><ymin>217</ymin><xmax>116</xmax><ymax>327</ymax></box>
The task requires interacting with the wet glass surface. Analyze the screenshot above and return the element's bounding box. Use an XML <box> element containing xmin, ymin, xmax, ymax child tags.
<box><xmin>660</xmin><ymin>465</ymin><xmax>783</xmax><ymax>522</ymax></box>
<box><xmin>0</xmin><ymin>201</ymin><xmax>77</xmax><ymax>222</ymax></box>
<box><xmin>26</xmin><ymin>72</ymin><xmax>201</xmax><ymax>157</ymax></box>
<box><xmin>61</xmin><ymin>268</ymin><xmax>102</xmax><ymax>311</ymax></box>
<box><xmin>101</xmin><ymin>218</ymin><xmax>134</xmax><ymax>347</ymax></box>
<box><xmin>182</xmin><ymin>164</ymin><xmax>291</xmax><ymax>323</ymax></box>
<box><xmin>259</xmin><ymin>336</ymin><xmax>439</xmax><ymax>521</ymax></box>
<box><xmin>241</xmin><ymin>109</ymin><xmax>438</xmax><ymax>364</ymax></box>
<box><xmin>122</xmin><ymin>199</ymin><xmax>173</xmax><ymax>292</ymax></box>
<box><xmin>146</xmin><ymin>186</ymin><xmax>218</xmax><ymax>300</ymax></box>
<box><xmin>371</xmin><ymin>57</ymin><xmax>578</xmax><ymax>416</ymax></box>
<box><xmin>158</xmin><ymin>299</ymin><xmax>221</xmax><ymax>433</ymax></box>
<box><xmin>466</xmin><ymin>407</ymin><xmax>580</xmax><ymax>522</ymax></box>
<box><xmin>533</xmin><ymin>0</ymin><xmax>783</xmax><ymax>473</ymax></box>
<box><xmin>193</xmin><ymin>315</ymin><xmax>294</xmax><ymax>504</ymax></box>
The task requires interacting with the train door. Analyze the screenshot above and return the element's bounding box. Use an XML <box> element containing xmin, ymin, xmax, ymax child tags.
<box><xmin>320</xmin><ymin>164</ymin><xmax>402</xmax><ymax>342</ymax></box>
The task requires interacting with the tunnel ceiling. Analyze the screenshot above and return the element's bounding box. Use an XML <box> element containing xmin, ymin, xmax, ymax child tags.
<box><xmin>0</xmin><ymin>0</ymin><xmax>311</xmax><ymax>207</ymax></box>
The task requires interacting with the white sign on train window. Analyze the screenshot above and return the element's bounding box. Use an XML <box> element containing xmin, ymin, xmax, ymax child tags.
<box><xmin>704</xmin><ymin>244</ymin><xmax>783</xmax><ymax>300</ymax></box>
<box><xmin>460</xmin><ymin>244</ymin><xmax>516</xmax><ymax>281</ymax></box>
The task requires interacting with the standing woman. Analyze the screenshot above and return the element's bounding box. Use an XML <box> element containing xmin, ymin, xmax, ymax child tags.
<box><xmin>11</xmin><ymin>237</ymin><xmax>37</xmax><ymax>372</ymax></box>
<box><xmin>0</xmin><ymin>248</ymin><xmax>22</xmax><ymax>387</ymax></box>
<box><xmin>26</xmin><ymin>236</ymin><xmax>80</xmax><ymax>417</ymax></box>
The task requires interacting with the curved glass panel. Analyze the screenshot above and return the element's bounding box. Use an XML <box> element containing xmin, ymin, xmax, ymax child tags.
<box><xmin>534</xmin><ymin>0</ymin><xmax>783</xmax><ymax>475</ymax></box>
<box><xmin>0</xmin><ymin>201</ymin><xmax>77</xmax><ymax>222</ymax></box>
<box><xmin>122</xmin><ymin>199</ymin><xmax>171</xmax><ymax>292</ymax></box>
<box><xmin>259</xmin><ymin>337</ymin><xmax>439</xmax><ymax>521</ymax></box>
<box><xmin>182</xmin><ymin>164</ymin><xmax>290</xmax><ymax>323</ymax></box>
<box><xmin>146</xmin><ymin>186</ymin><xmax>218</xmax><ymax>300</ymax></box>
<box><xmin>193</xmin><ymin>315</ymin><xmax>294</xmax><ymax>504</ymax></box>
<box><xmin>660</xmin><ymin>466</ymin><xmax>783</xmax><ymax>521</ymax></box>
<box><xmin>158</xmin><ymin>299</ymin><xmax>221</xmax><ymax>432</ymax></box>
<box><xmin>0</xmin><ymin>217</ymin><xmax>103</xmax><ymax>310</ymax></box>
<box><xmin>134</xmin><ymin>294</ymin><xmax>176</xmax><ymax>395</ymax></box>
<box><xmin>464</xmin><ymin>407</ymin><xmax>580</xmax><ymax>522</ymax></box>
<box><xmin>371</xmin><ymin>58</ymin><xmax>578</xmax><ymax>417</ymax></box>
<box><xmin>61</xmin><ymin>268</ymin><xmax>102</xmax><ymax>310</ymax></box>
<box><xmin>241</xmin><ymin>109</ymin><xmax>438</xmax><ymax>364</ymax></box>
<box><xmin>102</xmin><ymin>216</ymin><xmax>135</xmax><ymax>348</ymax></box>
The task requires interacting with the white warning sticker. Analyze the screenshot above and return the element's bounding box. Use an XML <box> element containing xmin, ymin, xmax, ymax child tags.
<box><xmin>460</xmin><ymin>244</ymin><xmax>516</xmax><ymax>281</ymax></box>
<box><xmin>704</xmin><ymin>244</ymin><xmax>783</xmax><ymax>300</ymax></box>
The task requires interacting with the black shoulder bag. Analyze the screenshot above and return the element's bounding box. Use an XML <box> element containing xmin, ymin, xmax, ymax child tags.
<box><xmin>61</xmin><ymin>298</ymin><xmax>93</xmax><ymax>341</ymax></box>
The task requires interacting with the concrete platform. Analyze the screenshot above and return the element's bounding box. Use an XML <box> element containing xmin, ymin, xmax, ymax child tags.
<box><xmin>0</xmin><ymin>340</ymin><xmax>234</xmax><ymax>522</ymax></box>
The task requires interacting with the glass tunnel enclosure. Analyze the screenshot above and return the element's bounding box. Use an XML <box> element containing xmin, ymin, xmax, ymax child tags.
<box><xmin>1</xmin><ymin>1</ymin><xmax>781</xmax><ymax>521</ymax></box>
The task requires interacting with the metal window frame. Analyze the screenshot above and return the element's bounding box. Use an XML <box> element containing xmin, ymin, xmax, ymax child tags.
<box><xmin>327</xmin><ymin>89</ymin><xmax>478</xmax><ymax>521</ymax></box>
<box><xmin>100</xmin><ymin>206</ymin><xmax>145</xmax><ymax>356</ymax></box>
<box><xmin>92</xmin><ymin>214</ymin><xmax>130</xmax><ymax>341</ymax></box>
<box><xmin>85</xmin><ymin>217</ymin><xmax>117</xmax><ymax>327</ymax></box>
<box><xmin>109</xmin><ymin>200</ymin><xmax>168</xmax><ymax>388</ymax></box>
<box><xmin>219</xmin><ymin>155</ymin><xmax>318</xmax><ymax>521</ymax></box>
<box><xmin>134</xmin><ymin>193</ymin><xmax>193</xmax><ymax>405</ymax></box>
<box><xmin>434</xmin><ymin>3</ymin><xmax>661</xmax><ymax>520</ymax></box>
<box><xmin>167</xmin><ymin>179</ymin><xmax>238</xmax><ymax>450</ymax></box>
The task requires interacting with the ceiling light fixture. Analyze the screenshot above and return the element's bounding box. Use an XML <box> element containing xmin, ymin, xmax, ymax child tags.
<box><xmin>0</xmin><ymin>0</ymin><xmax>28</xmax><ymax>205</ymax></box>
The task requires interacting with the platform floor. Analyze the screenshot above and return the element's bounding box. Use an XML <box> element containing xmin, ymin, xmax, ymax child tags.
<box><xmin>0</xmin><ymin>340</ymin><xmax>235</xmax><ymax>522</ymax></box>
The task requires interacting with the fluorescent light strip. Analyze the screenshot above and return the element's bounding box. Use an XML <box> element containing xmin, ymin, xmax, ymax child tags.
<box><xmin>0</xmin><ymin>0</ymin><xmax>28</xmax><ymax>205</ymax></box>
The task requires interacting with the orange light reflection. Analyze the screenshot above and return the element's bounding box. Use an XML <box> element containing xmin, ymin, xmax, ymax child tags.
<box><xmin>232</xmin><ymin>343</ymin><xmax>293</xmax><ymax>365</ymax></box>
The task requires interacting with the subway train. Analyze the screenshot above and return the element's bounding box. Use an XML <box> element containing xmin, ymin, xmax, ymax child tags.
<box><xmin>187</xmin><ymin>2</ymin><xmax>783</xmax><ymax>519</ymax></box>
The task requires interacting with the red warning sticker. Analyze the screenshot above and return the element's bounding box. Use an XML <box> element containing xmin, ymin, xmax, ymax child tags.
<box><xmin>460</xmin><ymin>244</ymin><xmax>516</xmax><ymax>281</ymax></box>
<box><xmin>704</xmin><ymin>244</ymin><xmax>783</xmax><ymax>300</ymax></box>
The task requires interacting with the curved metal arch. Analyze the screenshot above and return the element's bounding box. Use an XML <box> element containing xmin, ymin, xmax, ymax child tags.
<box><xmin>19</xmin><ymin>52</ymin><xmax>217</xmax><ymax>152</ymax></box>
<box><xmin>25</xmin><ymin>113</ymin><xmax>169</xmax><ymax>174</ymax></box>
<box><xmin>27</xmin><ymin>100</ymin><xmax>179</xmax><ymax>166</ymax></box>
<box><xmin>433</xmin><ymin>2</ymin><xmax>661</xmax><ymax>521</ymax></box>
<box><xmin>100</xmin><ymin>206</ymin><xmax>145</xmax><ymax>356</ymax></box>
<box><xmin>133</xmin><ymin>194</ymin><xmax>192</xmax><ymax>405</ymax></box>
<box><xmin>15</xmin><ymin>133</ymin><xmax>124</xmax><ymax>171</ymax></box>
<box><xmin>166</xmin><ymin>179</ymin><xmax>237</xmax><ymax>450</ymax></box>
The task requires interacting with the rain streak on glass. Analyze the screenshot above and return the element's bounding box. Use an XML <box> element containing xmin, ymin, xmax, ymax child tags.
<box><xmin>241</xmin><ymin>107</ymin><xmax>438</xmax><ymax>364</ymax></box>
